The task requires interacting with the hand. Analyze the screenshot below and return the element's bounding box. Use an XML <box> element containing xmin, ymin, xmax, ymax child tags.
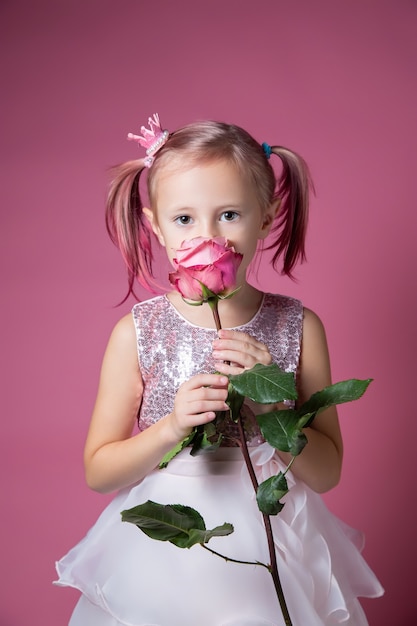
<box><xmin>212</xmin><ymin>329</ymin><xmax>272</xmax><ymax>375</ymax></box>
<box><xmin>168</xmin><ymin>373</ymin><xmax>229</xmax><ymax>441</ymax></box>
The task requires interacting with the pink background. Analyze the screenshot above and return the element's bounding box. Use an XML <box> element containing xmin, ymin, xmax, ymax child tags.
<box><xmin>1</xmin><ymin>0</ymin><xmax>416</xmax><ymax>624</ymax></box>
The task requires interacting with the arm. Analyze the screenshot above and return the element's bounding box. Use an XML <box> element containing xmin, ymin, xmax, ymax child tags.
<box><xmin>84</xmin><ymin>314</ymin><xmax>229</xmax><ymax>493</ymax></box>
<box><xmin>282</xmin><ymin>307</ymin><xmax>343</xmax><ymax>493</ymax></box>
<box><xmin>213</xmin><ymin>308</ymin><xmax>343</xmax><ymax>493</ymax></box>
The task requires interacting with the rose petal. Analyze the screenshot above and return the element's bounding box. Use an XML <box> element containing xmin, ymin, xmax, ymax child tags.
<box><xmin>189</xmin><ymin>265</ymin><xmax>225</xmax><ymax>295</ymax></box>
<box><xmin>169</xmin><ymin>267</ymin><xmax>204</xmax><ymax>301</ymax></box>
<box><xmin>212</xmin><ymin>250</ymin><xmax>243</xmax><ymax>291</ymax></box>
<box><xmin>170</xmin><ymin>237</ymin><xmax>242</xmax><ymax>299</ymax></box>
<box><xmin>175</xmin><ymin>237</ymin><xmax>228</xmax><ymax>266</ymax></box>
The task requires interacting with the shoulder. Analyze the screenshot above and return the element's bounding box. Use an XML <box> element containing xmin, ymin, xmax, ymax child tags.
<box><xmin>106</xmin><ymin>312</ymin><xmax>137</xmax><ymax>358</ymax></box>
<box><xmin>302</xmin><ymin>307</ymin><xmax>328</xmax><ymax>344</ymax></box>
<box><xmin>299</xmin><ymin>307</ymin><xmax>331</xmax><ymax>380</ymax></box>
<box><xmin>112</xmin><ymin>311</ymin><xmax>136</xmax><ymax>338</ymax></box>
<box><xmin>98</xmin><ymin>312</ymin><xmax>142</xmax><ymax>389</ymax></box>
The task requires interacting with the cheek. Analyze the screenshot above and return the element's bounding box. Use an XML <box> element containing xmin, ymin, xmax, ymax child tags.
<box><xmin>156</xmin><ymin>231</ymin><xmax>166</xmax><ymax>247</ymax></box>
<box><xmin>154</xmin><ymin>229</ymin><xmax>182</xmax><ymax>265</ymax></box>
<box><xmin>149</xmin><ymin>217</ymin><xmax>168</xmax><ymax>248</ymax></box>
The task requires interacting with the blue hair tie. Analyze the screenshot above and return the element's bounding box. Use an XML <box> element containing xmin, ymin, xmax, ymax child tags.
<box><xmin>262</xmin><ymin>142</ymin><xmax>272</xmax><ymax>159</ymax></box>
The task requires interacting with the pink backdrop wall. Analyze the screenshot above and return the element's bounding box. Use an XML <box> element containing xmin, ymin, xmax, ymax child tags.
<box><xmin>1</xmin><ymin>1</ymin><xmax>416</xmax><ymax>624</ymax></box>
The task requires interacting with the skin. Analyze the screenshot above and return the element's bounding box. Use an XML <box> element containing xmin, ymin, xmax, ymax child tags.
<box><xmin>84</xmin><ymin>159</ymin><xmax>343</xmax><ymax>494</ymax></box>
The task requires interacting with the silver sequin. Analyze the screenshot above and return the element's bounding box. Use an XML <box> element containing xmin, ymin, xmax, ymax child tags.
<box><xmin>132</xmin><ymin>293</ymin><xmax>303</xmax><ymax>447</ymax></box>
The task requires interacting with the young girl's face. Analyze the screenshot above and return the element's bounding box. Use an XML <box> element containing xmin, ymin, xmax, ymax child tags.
<box><xmin>145</xmin><ymin>159</ymin><xmax>276</xmax><ymax>282</ymax></box>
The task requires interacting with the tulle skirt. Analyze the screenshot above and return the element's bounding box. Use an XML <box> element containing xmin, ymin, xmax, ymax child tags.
<box><xmin>55</xmin><ymin>444</ymin><xmax>383</xmax><ymax>625</ymax></box>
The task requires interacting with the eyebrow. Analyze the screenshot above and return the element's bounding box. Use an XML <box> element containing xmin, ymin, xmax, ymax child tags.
<box><xmin>165</xmin><ymin>203</ymin><xmax>243</xmax><ymax>213</ymax></box>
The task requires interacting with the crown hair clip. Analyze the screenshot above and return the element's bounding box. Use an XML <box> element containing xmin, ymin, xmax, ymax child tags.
<box><xmin>127</xmin><ymin>113</ymin><xmax>169</xmax><ymax>167</ymax></box>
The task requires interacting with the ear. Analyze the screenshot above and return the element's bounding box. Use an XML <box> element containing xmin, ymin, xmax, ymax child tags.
<box><xmin>142</xmin><ymin>207</ymin><xmax>166</xmax><ymax>247</ymax></box>
<box><xmin>259</xmin><ymin>198</ymin><xmax>281</xmax><ymax>239</ymax></box>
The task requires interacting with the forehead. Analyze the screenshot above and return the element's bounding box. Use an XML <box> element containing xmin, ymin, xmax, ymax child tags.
<box><xmin>151</xmin><ymin>158</ymin><xmax>255</xmax><ymax>209</ymax></box>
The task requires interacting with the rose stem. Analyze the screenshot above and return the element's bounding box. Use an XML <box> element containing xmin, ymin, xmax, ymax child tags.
<box><xmin>210</xmin><ymin>300</ymin><xmax>223</xmax><ymax>337</ymax></box>
<box><xmin>210</xmin><ymin>298</ymin><xmax>292</xmax><ymax>624</ymax></box>
<box><xmin>211</xmin><ymin>300</ymin><xmax>230</xmax><ymax>364</ymax></box>
<box><xmin>236</xmin><ymin>416</ymin><xmax>293</xmax><ymax>626</ymax></box>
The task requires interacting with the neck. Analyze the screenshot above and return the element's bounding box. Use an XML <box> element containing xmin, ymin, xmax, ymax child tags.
<box><xmin>167</xmin><ymin>283</ymin><xmax>264</xmax><ymax>329</ymax></box>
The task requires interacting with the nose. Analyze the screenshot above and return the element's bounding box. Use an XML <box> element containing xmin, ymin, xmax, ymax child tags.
<box><xmin>200</xmin><ymin>219</ymin><xmax>219</xmax><ymax>240</ymax></box>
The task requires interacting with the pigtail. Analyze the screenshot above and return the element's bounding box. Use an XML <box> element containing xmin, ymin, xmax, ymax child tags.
<box><xmin>267</xmin><ymin>147</ymin><xmax>312</xmax><ymax>278</ymax></box>
<box><xmin>106</xmin><ymin>159</ymin><xmax>155</xmax><ymax>300</ymax></box>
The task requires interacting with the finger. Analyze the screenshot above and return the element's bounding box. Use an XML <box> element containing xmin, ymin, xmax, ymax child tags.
<box><xmin>217</xmin><ymin>329</ymin><xmax>267</xmax><ymax>351</ymax></box>
<box><xmin>182</xmin><ymin>374</ymin><xmax>229</xmax><ymax>391</ymax></box>
<box><xmin>214</xmin><ymin>360</ymin><xmax>249</xmax><ymax>375</ymax></box>
<box><xmin>215</xmin><ymin>340</ymin><xmax>270</xmax><ymax>360</ymax></box>
<box><xmin>213</xmin><ymin>346</ymin><xmax>271</xmax><ymax>369</ymax></box>
<box><xmin>213</xmin><ymin>335</ymin><xmax>271</xmax><ymax>365</ymax></box>
<box><xmin>188</xmin><ymin>385</ymin><xmax>229</xmax><ymax>403</ymax></box>
<box><xmin>176</xmin><ymin>384</ymin><xmax>229</xmax><ymax>415</ymax></box>
<box><xmin>187</xmin><ymin>397</ymin><xmax>230</xmax><ymax>415</ymax></box>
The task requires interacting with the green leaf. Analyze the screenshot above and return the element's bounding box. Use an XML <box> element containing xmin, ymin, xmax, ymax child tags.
<box><xmin>187</xmin><ymin>524</ymin><xmax>235</xmax><ymax>547</ymax></box>
<box><xmin>257</xmin><ymin>409</ymin><xmax>308</xmax><ymax>455</ymax></box>
<box><xmin>256</xmin><ymin>472</ymin><xmax>289</xmax><ymax>515</ymax></box>
<box><xmin>226</xmin><ymin>384</ymin><xmax>245</xmax><ymax>421</ymax></box>
<box><xmin>199</xmin><ymin>283</ymin><xmax>241</xmax><ymax>302</ymax></box>
<box><xmin>299</xmin><ymin>378</ymin><xmax>372</xmax><ymax>414</ymax></box>
<box><xmin>257</xmin><ymin>378</ymin><xmax>373</xmax><ymax>453</ymax></box>
<box><xmin>190</xmin><ymin>423</ymin><xmax>222</xmax><ymax>455</ymax></box>
<box><xmin>229</xmin><ymin>363</ymin><xmax>297</xmax><ymax>404</ymax></box>
<box><xmin>122</xmin><ymin>500</ymin><xmax>203</xmax><ymax>541</ymax></box>
<box><xmin>218</xmin><ymin>286</ymin><xmax>241</xmax><ymax>300</ymax></box>
<box><xmin>201</xmin><ymin>283</ymin><xmax>220</xmax><ymax>304</ymax></box>
<box><xmin>298</xmin><ymin>378</ymin><xmax>373</xmax><ymax>426</ymax></box>
<box><xmin>121</xmin><ymin>500</ymin><xmax>233</xmax><ymax>549</ymax></box>
<box><xmin>182</xmin><ymin>298</ymin><xmax>204</xmax><ymax>306</ymax></box>
<box><xmin>159</xmin><ymin>430</ymin><xmax>196</xmax><ymax>469</ymax></box>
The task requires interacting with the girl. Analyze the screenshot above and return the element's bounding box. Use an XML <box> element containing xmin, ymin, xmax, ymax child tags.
<box><xmin>55</xmin><ymin>115</ymin><xmax>383</xmax><ymax>625</ymax></box>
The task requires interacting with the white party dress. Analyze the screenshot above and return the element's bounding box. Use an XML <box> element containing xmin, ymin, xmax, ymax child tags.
<box><xmin>55</xmin><ymin>294</ymin><xmax>383</xmax><ymax>625</ymax></box>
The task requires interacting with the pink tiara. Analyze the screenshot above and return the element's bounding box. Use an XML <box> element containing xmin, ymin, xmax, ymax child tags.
<box><xmin>127</xmin><ymin>113</ymin><xmax>169</xmax><ymax>167</ymax></box>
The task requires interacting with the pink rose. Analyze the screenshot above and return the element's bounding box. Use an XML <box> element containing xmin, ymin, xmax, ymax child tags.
<box><xmin>169</xmin><ymin>237</ymin><xmax>243</xmax><ymax>302</ymax></box>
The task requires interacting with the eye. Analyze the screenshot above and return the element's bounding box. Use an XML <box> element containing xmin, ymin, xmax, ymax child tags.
<box><xmin>220</xmin><ymin>211</ymin><xmax>239</xmax><ymax>222</ymax></box>
<box><xmin>174</xmin><ymin>215</ymin><xmax>193</xmax><ymax>225</ymax></box>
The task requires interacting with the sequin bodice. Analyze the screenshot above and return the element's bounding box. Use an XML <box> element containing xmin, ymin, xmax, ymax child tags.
<box><xmin>132</xmin><ymin>293</ymin><xmax>303</xmax><ymax>446</ymax></box>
